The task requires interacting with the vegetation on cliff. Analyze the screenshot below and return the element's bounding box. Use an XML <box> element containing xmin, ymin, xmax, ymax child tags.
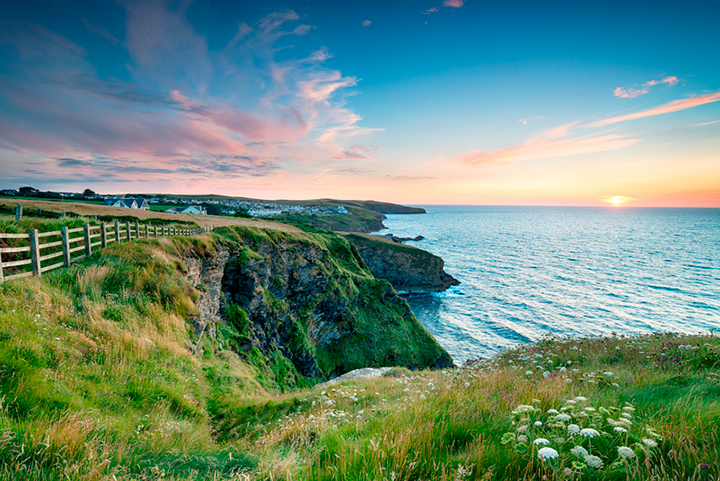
<box><xmin>343</xmin><ymin>233</ymin><xmax>460</xmax><ymax>292</ymax></box>
<box><xmin>0</xmin><ymin>215</ymin><xmax>717</xmax><ymax>480</ymax></box>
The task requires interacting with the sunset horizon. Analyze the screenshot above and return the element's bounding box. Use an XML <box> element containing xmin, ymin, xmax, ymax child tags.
<box><xmin>1</xmin><ymin>0</ymin><xmax>718</xmax><ymax>207</ymax></box>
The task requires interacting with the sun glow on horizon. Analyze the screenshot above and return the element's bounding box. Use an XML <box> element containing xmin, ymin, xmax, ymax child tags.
<box><xmin>603</xmin><ymin>195</ymin><xmax>632</xmax><ymax>206</ymax></box>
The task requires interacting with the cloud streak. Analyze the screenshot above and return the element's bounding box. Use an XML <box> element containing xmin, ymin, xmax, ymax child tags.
<box><xmin>592</xmin><ymin>92</ymin><xmax>720</xmax><ymax>127</ymax></box>
<box><xmin>457</xmin><ymin>121</ymin><xmax>642</xmax><ymax>165</ymax></box>
<box><xmin>614</xmin><ymin>75</ymin><xmax>679</xmax><ymax>98</ymax></box>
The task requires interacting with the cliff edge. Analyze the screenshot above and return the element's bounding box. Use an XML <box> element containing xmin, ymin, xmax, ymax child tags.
<box><xmin>343</xmin><ymin>233</ymin><xmax>460</xmax><ymax>292</ymax></box>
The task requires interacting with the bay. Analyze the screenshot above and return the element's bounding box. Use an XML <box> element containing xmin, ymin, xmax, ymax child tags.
<box><xmin>375</xmin><ymin>206</ymin><xmax>720</xmax><ymax>363</ymax></box>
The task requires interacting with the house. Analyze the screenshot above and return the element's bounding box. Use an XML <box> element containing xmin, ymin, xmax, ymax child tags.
<box><xmin>102</xmin><ymin>197</ymin><xmax>149</xmax><ymax>210</ymax></box>
<box><xmin>179</xmin><ymin>206</ymin><xmax>207</xmax><ymax>215</ymax></box>
<box><xmin>164</xmin><ymin>206</ymin><xmax>207</xmax><ymax>215</ymax></box>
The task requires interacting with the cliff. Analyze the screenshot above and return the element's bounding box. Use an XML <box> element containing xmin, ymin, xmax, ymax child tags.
<box><xmin>186</xmin><ymin>225</ymin><xmax>453</xmax><ymax>386</ymax></box>
<box><xmin>343</xmin><ymin>233</ymin><xmax>460</xmax><ymax>292</ymax></box>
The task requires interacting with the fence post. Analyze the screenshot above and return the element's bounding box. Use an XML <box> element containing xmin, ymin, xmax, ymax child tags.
<box><xmin>0</xmin><ymin>244</ymin><xmax>4</xmax><ymax>284</ymax></box>
<box><xmin>154</xmin><ymin>225</ymin><xmax>157</xmax><ymax>237</ymax></box>
<box><xmin>29</xmin><ymin>229</ymin><xmax>41</xmax><ymax>277</ymax></box>
<box><xmin>135</xmin><ymin>220</ymin><xmax>140</xmax><ymax>239</ymax></box>
<box><xmin>16</xmin><ymin>203</ymin><xmax>22</xmax><ymax>221</ymax></box>
<box><xmin>61</xmin><ymin>226</ymin><xmax>70</xmax><ymax>266</ymax></box>
<box><xmin>145</xmin><ymin>224</ymin><xmax>148</xmax><ymax>238</ymax></box>
<box><xmin>84</xmin><ymin>224</ymin><xmax>92</xmax><ymax>257</ymax></box>
<box><xmin>126</xmin><ymin>222</ymin><xmax>131</xmax><ymax>242</ymax></box>
<box><xmin>101</xmin><ymin>222</ymin><xmax>107</xmax><ymax>249</ymax></box>
<box><xmin>115</xmin><ymin>221</ymin><xmax>120</xmax><ymax>244</ymax></box>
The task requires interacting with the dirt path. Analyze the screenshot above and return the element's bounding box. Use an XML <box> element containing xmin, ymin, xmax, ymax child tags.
<box><xmin>0</xmin><ymin>198</ymin><xmax>301</xmax><ymax>233</ymax></box>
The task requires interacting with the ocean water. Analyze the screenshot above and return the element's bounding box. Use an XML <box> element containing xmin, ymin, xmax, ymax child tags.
<box><xmin>374</xmin><ymin>206</ymin><xmax>720</xmax><ymax>364</ymax></box>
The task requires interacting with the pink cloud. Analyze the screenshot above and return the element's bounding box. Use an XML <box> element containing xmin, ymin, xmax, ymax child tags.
<box><xmin>362</xmin><ymin>20</ymin><xmax>372</xmax><ymax>27</ymax></box>
<box><xmin>592</xmin><ymin>92</ymin><xmax>720</xmax><ymax>127</ymax></box>
<box><xmin>614</xmin><ymin>75</ymin><xmax>680</xmax><ymax>98</ymax></box>
<box><xmin>614</xmin><ymin>86</ymin><xmax>649</xmax><ymax>98</ymax></box>
<box><xmin>457</xmin><ymin>121</ymin><xmax>642</xmax><ymax>165</ymax></box>
<box><xmin>645</xmin><ymin>76</ymin><xmax>679</xmax><ymax>87</ymax></box>
<box><xmin>423</xmin><ymin>7</ymin><xmax>439</xmax><ymax>14</ymax></box>
<box><xmin>0</xmin><ymin>6</ymin><xmax>377</xmax><ymax>185</ymax></box>
<box><xmin>443</xmin><ymin>0</ymin><xmax>464</xmax><ymax>7</ymax></box>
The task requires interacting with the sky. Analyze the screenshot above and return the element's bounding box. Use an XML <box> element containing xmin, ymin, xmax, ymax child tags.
<box><xmin>0</xmin><ymin>0</ymin><xmax>719</xmax><ymax>206</ymax></box>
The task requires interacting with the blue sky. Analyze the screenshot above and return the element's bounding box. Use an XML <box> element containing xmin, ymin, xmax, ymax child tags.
<box><xmin>1</xmin><ymin>0</ymin><xmax>718</xmax><ymax>205</ymax></box>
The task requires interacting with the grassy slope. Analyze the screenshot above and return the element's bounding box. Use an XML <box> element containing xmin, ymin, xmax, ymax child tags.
<box><xmin>1</xmin><ymin>220</ymin><xmax>718</xmax><ymax>480</ymax></box>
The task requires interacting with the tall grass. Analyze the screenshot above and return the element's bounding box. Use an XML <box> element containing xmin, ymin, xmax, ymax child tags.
<box><xmin>0</xmin><ymin>222</ymin><xmax>718</xmax><ymax>480</ymax></box>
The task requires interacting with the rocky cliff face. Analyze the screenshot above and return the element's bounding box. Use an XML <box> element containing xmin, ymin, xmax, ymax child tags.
<box><xmin>186</xmin><ymin>226</ymin><xmax>453</xmax><ymax>386</ymax></box>
<box><xmin>344</xmin><ymin>233</ymin><xmax>459</xmax><ymax>292</ymax></box>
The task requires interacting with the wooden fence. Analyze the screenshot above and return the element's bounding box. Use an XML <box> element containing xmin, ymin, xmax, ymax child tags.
<box><xmin>0</xmin><ymin>221</ymin><xmax>214</xmax><ymax>284</ymax></box>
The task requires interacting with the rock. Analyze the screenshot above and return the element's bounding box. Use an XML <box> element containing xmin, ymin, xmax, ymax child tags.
<box><xmin>344</xmin><ymin>234</ymin><xmax>459</xmax><ymax>292</ymax></box>
<box><xmin>383</xmin><ymin>234</ymin><xmax>425</xmax><ymax>243</ymax></box>
<box><xmin>314</xmin><ymin>367</ymin><xmax>392</xmax><ymax>389</ymax></box>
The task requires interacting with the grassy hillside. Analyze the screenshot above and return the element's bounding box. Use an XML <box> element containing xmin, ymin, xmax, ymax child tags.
<box><xmin>0</xmin><ymin>219</ymin><xmax>717</xmax><ymax>480</ymax></box>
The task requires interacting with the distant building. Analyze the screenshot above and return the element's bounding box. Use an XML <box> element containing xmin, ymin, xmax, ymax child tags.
<box><xmin>103</xmin><ymin>197</ymin><xmax>149</xmax><ymax>210</ymax></box>
<box><xmin>0</xmin><ymin>189</ymin><xmax>18</xmax><ymax>196</ymax></box>
<box><xmin>179</xmin><ymin>206</ymin><xmax>207</xmax><ymax>215</ymax></box>
<box><xmin>165</xmin><ymin>206</ymin><xmax>207</xmax><ymax>215</ymax></box>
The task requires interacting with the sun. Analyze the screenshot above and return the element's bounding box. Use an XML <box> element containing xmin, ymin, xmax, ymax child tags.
<box><xmin>603</xmin><ymin>195</ymin><xmax>631</xmax><ymax>206</ymax></box>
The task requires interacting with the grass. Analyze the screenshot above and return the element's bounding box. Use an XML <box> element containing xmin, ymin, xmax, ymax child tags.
<box><xmin>0</xmin><ymin>219</ymin><xmax>718</xmax><ymax>480</ymax></box>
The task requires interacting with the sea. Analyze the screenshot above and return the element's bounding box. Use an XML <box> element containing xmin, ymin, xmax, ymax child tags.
<box><xmin>373</xmin><ymin>206</ymin><xmax>720</xmax><ymax>364</ymax></box>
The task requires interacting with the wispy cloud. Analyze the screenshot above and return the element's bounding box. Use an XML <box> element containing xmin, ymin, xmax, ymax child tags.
<box><xmin>362</xmin><ymin>20</ymin><xmax>372</xmax><ymax>27</ymax></box>
<box><xmin>0</xmin><ymin>2</ymin><xmax>376</xmax><ymax>187</ymax></box>
<box><xmin>614</xmin><ymin>75</ymin><xmax>679</xmax><ymax>98</ymax></box>
<box><xmin>457</xmin><ymin>121</ymin><xmax>642</xmax><ymax>165</ymax></box>
<box><xmin>519</xmin><ymin>115</ymin><xmax>549</xmax><ymax>125</ymax></box>
<box><xmin>423</xmin><ymin>7</ymin><xmax>439</xmax><ymax>14</ymax></box>
<box><xmin>592</xmin><ymin>92</ymin><xmax>720</xmax><ymax>127</ymax></box>
<box><xmin>443</xmin><ymin>0</ymin><xmax>465</xmax><ymax>7</ymax></box>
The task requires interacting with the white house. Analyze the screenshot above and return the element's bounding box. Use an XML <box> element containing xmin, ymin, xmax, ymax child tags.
<box><xmin>103</xmin><ymin>197</ymin><xmax>149</xmax><ymax>210</ymax></box>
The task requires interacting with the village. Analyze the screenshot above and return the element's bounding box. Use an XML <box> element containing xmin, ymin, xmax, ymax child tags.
<box><xmin>0</xmin><ymin>188</ymin><xmax>349</xmax><ymax>218</ymax></box>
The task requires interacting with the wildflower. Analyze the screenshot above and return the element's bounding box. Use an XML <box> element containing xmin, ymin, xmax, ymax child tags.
<box><xmin>614</xmin><ymin>427</ymin><xmax>628</xmax><ymax>433</ymax></box>
<box><xmin>571</xmin><ymin>446</ymin><xmax>588</xmax><ymax>458</ymax></box>
<box><xmin>525</xmin><ymin>370</ymin><xmax>533</xmax><ymax>376</ymax></box>
<box><xmin>584</xmin><ymin>407</ymin><xmax>595</xmax><ymax>412</ymax></box>
<box><xmin>556</xmin><ymin>413</ymin><xmax>572</xmax><ymax>422</ymax></box>
<box><xmin>537</xmin><ymin>447</ymin><xmax>559</xmax><ymax>460</ymax></box>
<box><xmin>565</xmin><ymin>400</ymin><xmax>576</xmax><ymax>405</ymax></box>
<box><xmin>564</xmin><ymin>468</ymin><xmax>573</xmax><ymax>476</ymax></box>
<box><xmin>517</xmin><ymin>434</ymin><xmax>528</xmax><ymax>442</ymax></box>
<box><xmin>516</xmin><ymin>404</ymin><xmax>535</xmax><ymax>412</ymax></box>
<box><xmin>618</xmin><ymin>446</ymin><xmax>635</xmax><ymax>458</ymax></box>
<box><xmin>574</xmin><ymin>396</ymin><xmax>587</xmax><ymax>402</ymax></box>
<box><xmin>620</xmin><ymin>413</ymin><xmax>632</xmax><ymax>419</ymax></box>
<box><xmin>534</xmin><ymin>438</ymin><xmax>551</xmax><ymax>445</ymax></box>
<box><xmin>572</xmin><ymin>368</ymin><xmax>579</xmax><ymax>374</ymax></box>
<box><xmin>464</xmin><ymin>382</ymin><xmax>470</xmax><ymax>388</ymax></box>
<box><xmin>517</xmin><ymin>425</ymin><xmax>529</xmax><ymax>433</ymax></box>
<box><xmin>566</xmin><ymin>378</ymin><xmax>573</xmax><ymax>383</ymax></box>
<box><xmin>543</xmin><ymin>371</ymin><xmax>550</xmax><ymax>378</ymax></box>
<box><xmin>585</xmin><ymin>455</ymin><xmax>603</xmax><ymax>468</ymax></box>
<box><xmin>567</xmin><ymin>424</ymin><xmax>580</xmax><ymax>434</ymax></box>
<box><xmin>604</xmin><ymin>372</ymin><xmax>614</xmax><ymax>377</ymax></box>
<box><xmin>534</xmin><ymin>421</ymin><xmax>543</xmax><ymax>426</ymax></box>
<box><xmin>559</xmin><ymin>367</ymin><xmax>567</xmax><ymax>373</ymax></box>
<box><xmin>547</xmin><ymin>409</ymin><xmax>559</xmax><ymax>414</ymax></box>
<box><xmin>580</xmin><ymin>428</ymin><xmax>600</xmax><ymax>438</ymax></box>
<box><xmin>642</xmin><ymin>438</ymin><xmax>658</xmax><ymax>447</ymax></box>
<box><xmin>623</xmin><ymin>406</ymin><xmax>635</xmax><ymax>412</ymax></box>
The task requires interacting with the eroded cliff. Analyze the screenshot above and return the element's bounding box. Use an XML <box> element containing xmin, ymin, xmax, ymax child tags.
<box><xmin>186</xmin><ymin>225</ymin><xmax>453</xmax><ymax>388</ymax></box>
<box><xmin>343</xmin><ymin>233</ymin><xmax>460</xmax><ymax>292</ymax></box>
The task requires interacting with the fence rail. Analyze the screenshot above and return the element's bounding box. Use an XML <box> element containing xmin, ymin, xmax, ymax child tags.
<box><xmin>0</xmin><ymin>221</ymin><xmax>214</xmax><ymax>284</ymax></box>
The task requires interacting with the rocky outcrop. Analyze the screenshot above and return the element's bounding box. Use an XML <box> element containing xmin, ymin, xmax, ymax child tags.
<box><xmin>186</xmin><ymin>226</ymin><xmax>453</xmax><ymax>385</ymax></box>
<box><xmin>344</xmin><ymin>233</ymin><xmax>459</xmax><ymax>293</ymax></box>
